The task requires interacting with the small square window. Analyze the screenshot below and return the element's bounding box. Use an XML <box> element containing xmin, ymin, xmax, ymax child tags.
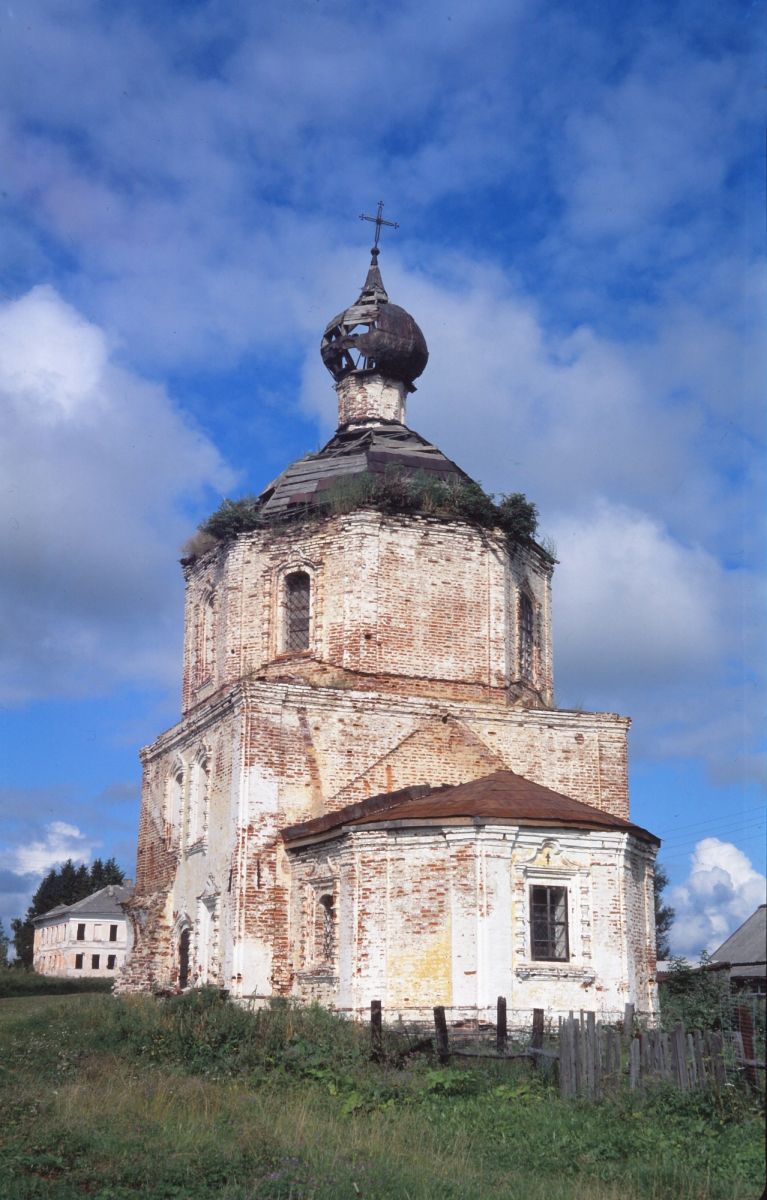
<box><xmin>91</xmin><ymin>954</ymin><xmax>100</xmax><ymax>970</ymax></box>
<box><xmin>530</xmin><ymin>885</ymin><xmax>569</xmax><ymax>962</ymax></box>
<box><xmin>75</xmin><ymin>953</ymin><xmax>84</xmax><ymax>970</ymax></box>
<box><xmin>107</xmin><ymin>954</ymin><xmax>117</xmax><ymax>970</ymax></box>
<box><xmin>109</xmin><ymin>924</ymin><xmax>118</xmax><ymax>942</ymax></box>
<box><xmin>76</xmin><ymin>923</ymin><xmax>86</xmax><ymax>941</ymax></box>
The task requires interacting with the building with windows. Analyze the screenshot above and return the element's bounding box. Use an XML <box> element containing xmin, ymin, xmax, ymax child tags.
<box><xmin>32</xmin><ymin>884</ymin><xmax>132</xmax><ymax>979</ymax></box>
<box><xmin>120</xmin><ymin>241</ymin><xmax>660</xmax><ymax>1021</ymax></box>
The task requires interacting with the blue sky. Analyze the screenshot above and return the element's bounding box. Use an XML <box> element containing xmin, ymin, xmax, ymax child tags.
<box><xmin>0</xmin><ymin>0</ymin><xmax>764</xmax><ymax>957</ymax></box>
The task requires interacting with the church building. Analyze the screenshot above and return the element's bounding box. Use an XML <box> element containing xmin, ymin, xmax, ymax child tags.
<box><xmin>120</xmin><ymin>228</ymin><xmax>660</xmax><ymax>1022</ymax></box>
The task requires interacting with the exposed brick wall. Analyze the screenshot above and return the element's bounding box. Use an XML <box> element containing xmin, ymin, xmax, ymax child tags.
<box><xmin>181</xmin><ymin>513</ymin><xmax>554</xmax><ymax>717</ymax></box>
<box><xmin>287</xmin><ymin>825</ymin><xmax>659</xmax><ymax>1020</ymax></box>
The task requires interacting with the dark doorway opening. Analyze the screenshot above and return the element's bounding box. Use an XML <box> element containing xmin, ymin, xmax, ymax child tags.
<box><xmin>178</xmin><ymin>928</ymin><xmax>191</xmax><ymax>989</ymax></box>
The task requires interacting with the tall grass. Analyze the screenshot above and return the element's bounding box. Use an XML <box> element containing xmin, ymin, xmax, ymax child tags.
<box><xmin>1</xmin><ymin>992</ymin><xmax>763</xmax><ymax>1199</ymax></box>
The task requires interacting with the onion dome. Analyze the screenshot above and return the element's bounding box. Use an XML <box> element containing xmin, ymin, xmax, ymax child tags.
<box><xmin>320</xmin><ymin>247</ymin><xmax>428</xmax><ymax>394</ymax></box>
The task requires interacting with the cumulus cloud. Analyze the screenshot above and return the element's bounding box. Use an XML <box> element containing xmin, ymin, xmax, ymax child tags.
<box><xmin>0</xmin><ymin>286</ymin><xmax>233</xmax><ymax>703</ymax></box>
<box><xmin>670</xmin><ymin>838</ymin><xmax>767</xmax><ymax>958</ymax></box>
<box><xmin>551</xmin><ymin>501</ymin><xmax>724</xmax><ymax>690</ymax></box>
<box><xmin>0</xmin><ymin>820</ymin><xmax>94</xmax><ymax>877</ymax></box>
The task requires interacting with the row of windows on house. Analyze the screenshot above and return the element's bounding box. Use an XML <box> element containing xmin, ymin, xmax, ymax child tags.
<box><xmin>195</xmin><ymin>572</ymin><xmax>540</xmax><ymax>681</ymax></box>
<box><xmin>307</xmin><ymin>884</ymin><xmax>569</xmax><ymax>971</ymax></box>
<box><xmin>165</xmin><ymin>750</ymin><xmax>211</xmax><ymax>848</ymax></box>
<box><xmin>75</xmin><ymin>953</ymin><xmax>118</xmax><ymax>970</ymax></box>
<box><xmin>75</xmin><ymin>922</ymin><xmax>120</xmax><ymax>942</ymax></box>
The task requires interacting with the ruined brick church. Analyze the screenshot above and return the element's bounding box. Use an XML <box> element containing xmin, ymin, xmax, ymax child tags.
<box><xmin>121</xmin><ymin>233</ymin><xmax>660</xmax><ymax>1021</ymax></box>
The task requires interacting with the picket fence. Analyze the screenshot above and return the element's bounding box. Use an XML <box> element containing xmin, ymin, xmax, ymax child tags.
<box><xmin>368</xmin><ymin>998</ymin><xmax>763</xmax><ymax>1101</ymax></box>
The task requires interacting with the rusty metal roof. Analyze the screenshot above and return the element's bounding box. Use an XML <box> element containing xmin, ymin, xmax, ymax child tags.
<box><xmin>282</xmin><ymin>770</ymin><xmax>659</xmax><ymax>846</ymax></box>
<box><xmin>257</xmin><ymin>421</ymin><xmax>471</xmax><ymax>518</ymax></box>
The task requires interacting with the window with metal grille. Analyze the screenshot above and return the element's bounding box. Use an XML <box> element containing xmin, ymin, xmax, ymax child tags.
<box><xmin>318</xmin><ymin>894</ymin><xmax>334</xmax><ymax>963</ymax></box>
<box><xmin>76</xmin><ymin>923</ymin><xmax>86</xmax><ymax>941</ymax></box>
<box><xmin>519</xmin><ymin>592</ymin><xmax>534</xmax><ymax>680</ymax></box>
<box><xmin>285</xmin><ymin>571</ymin><xmax>311</xmax><ymax>652</ymax></box>
<box><xmin>107</xmin><ymin>954</ymin><xmax>117</xmax><ymax>970</ymax></box>
<box><xmin>75</xmin><ymin>953</ymin><xmax>83</xmax><ymax>970</ymax></box>
<box><xmin>109</xmin><ymin>924</ymin><xmax>118</xmax><ymax>942</ymax></box>
<box><xmin>530</xmin><ymin>885</ymin><xmax>569</xmax><ymax>961</ymax></box>
<box><xmin>91</xmin><ymin>954</ymin><xmax>100</xmax><ymax>970</ymax></box>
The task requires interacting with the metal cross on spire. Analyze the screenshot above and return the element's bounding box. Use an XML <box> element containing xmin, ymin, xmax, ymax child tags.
<box><xmin>359</xmin><ymin>200</ymin><xmax>399</xmax><ymax>254</ymax></box>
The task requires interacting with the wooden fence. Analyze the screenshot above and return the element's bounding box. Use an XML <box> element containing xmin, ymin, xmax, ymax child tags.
<box><xmin>368</xmin><ymin>998</ymin><xmax>763</xmax><ymax>1101</ymax></box>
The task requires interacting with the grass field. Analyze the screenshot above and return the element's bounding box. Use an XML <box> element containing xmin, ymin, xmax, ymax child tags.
<box><xmin>0</xmin><ymin>991</ymin><xmax>763</xmax><ymax>1199</ymax></box>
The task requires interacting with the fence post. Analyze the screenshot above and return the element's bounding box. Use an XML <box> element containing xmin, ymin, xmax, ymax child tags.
<box><xmin>671</xmin><ymin>1022</ymin><xmax>689</xmax><ymax>1091</ymax></box>
<box><xmin>496</xmin><ymin>996</ymin><xmax>507</xmax><ymax>1055</ymax></box>
<box><xmin>622</xmin><ymin>1002</ymin><xmax>635</xmax><ymax>1043</ymax></box>
<box><xmin>559</xmin><ymin>1016</ymin><xmax>574</xmax><ymax>1098</ymax></box>
<box><xmin>706</xmin><ymin>1030</ymin><xmax>726</xmax><ymax>1093</ymax></box>
<box><xmin>736</xmin><ymin>1005</ymin><xmax>758</xmax><ymax>1088</ymax></box>
<box><xmin>531</xmin><ymin>1007</ymin><xmax>544</xmax><ymax>1070</ymax></box>
<box><xmin>433</xmin><ymin>1005</ymin><xmax>450</xmax><ymax>1065</ymax></box>
<box><xmin>629</xmin><ymin>1036</ymin><xmax>641</xmax><ymax>1089</ymax></box>
<box><xmin>370</xmin><ymin>999</ymin><xmax>383</xmax><ymax>1062</ymax></box>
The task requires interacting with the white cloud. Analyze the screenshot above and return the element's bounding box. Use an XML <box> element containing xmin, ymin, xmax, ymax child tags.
<box><xmin>2</xmin><ymin>820</ymin><xmax>94</xmax><ymax>877</ymax></box>
<box><xmin>0</xmin><ymin>286</ymin><xmax>233</xmax><ymax>703</ymax></box>
<box><xmin>550</xmin><ymin>501</ymin><xmax>724</xmax><ymax>692</ymax></box>
<box><xmin>670</xmin><ymin>838</ymin><xmax>767</xmax><ymax>958</ymax></box>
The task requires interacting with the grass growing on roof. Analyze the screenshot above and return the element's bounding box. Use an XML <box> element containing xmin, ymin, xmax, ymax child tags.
<box><xmin>195</xmin><ymin>470</ymin><xmax>542</xmax><ymax>559</ymax></box>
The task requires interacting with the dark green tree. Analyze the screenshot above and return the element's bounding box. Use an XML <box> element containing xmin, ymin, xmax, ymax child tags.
<box><xmin>654</xmin><ymin>861</ymin><xmax>675</xmax><ymax>959</ymax></box>
<box><xmin>11</xmin><ymin>857</ymin><xmax>126</xmax><ymax>967</ymax></box>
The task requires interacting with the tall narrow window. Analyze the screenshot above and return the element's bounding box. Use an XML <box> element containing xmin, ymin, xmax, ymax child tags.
<box><xmin>166</xmin><ymin>766</ymin><xmax>185</xmax><ymax>841</ymax></box>
<box><xmin>178</xmin><ymin>928</ymin><xmax>191</xmax><ymax>989</ymax></box>
<box><xmin>75</xmin><ymin>953</ymin><xmax>84</xmax><ymax>970</ymax></box>
<box><xmin>201</xmin><ymin>591</ymin><xmax>215</xmax><ymax>679</ymax></box>
<box><xmin>530</xmin><ymin>885</ymin><xmax>569</xmax><ymax>961</ymax></box>
<box><xmin>318</xmin><ymin>894</ymin><xmax>335</xmax><ymax>964</ymax></box>
<box><xmin>109</xmin><ymin>924</ymin><xmax>118</xmax><ymax>942</ymax></box>
<box><xmin>91</xmin><ymin>954</ymin><xmax>100</xmax><ymax>970</ymax></box>
<box><xmin>519</xmin><ymin>592</ymin><xmax>534</xmax><ymax>681</ymax></box>
<box><xmin>285</xmin><ymin>571</ymin><xmax>311</xmax><ymax>652</ymax></box>
<box><xmin>76</xmin><ymin>923</ymin><xmax>86</xmax><ymax>941</ymax></box>
<box><xmin>107</xmin><ymin>954</ymin><xmax>117</xmax><ymax>970</ymax></box>
<box><xmin>188</xmin><ymin>751</ymin><xmax>210</xmax><ymax>847</ymax></box>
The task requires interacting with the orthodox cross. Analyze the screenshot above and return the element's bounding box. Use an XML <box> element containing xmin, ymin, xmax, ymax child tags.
<box><xmin>359</xmin><ymin>200</ymin><xmax>399</xmax><ymax>252</ymax></box>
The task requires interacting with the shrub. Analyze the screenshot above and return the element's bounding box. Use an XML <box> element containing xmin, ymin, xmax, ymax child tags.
<box><xmin>194</xmin><ymin>471</ymin><xmax>542</xmax><ymax>559</ymax></box>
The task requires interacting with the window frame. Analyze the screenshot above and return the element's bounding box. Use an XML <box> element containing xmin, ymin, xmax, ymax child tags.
<box><xmin>109</xmin><ymin>924</ymin><xmax>118</xmax><ymax>942</ymax></box>
<box><xmin>519</xmin><ymin>590</ymin><xmax>535</xmax><ymax>682</ymax></box>
<box><xmin>75</xmin><ymin>953</ymin><xmax>84</xmax><ymax>970</ymax></box>
<box><xmin>76</xmin><ymin>922</ymin><xmax>86</xmax><ymax>941</ymax></box>
<box><xmin>284</xmin><ymin>570</ymin><xmax>312</xmax><ymax>653</ymax></box>
<box><xmin>107</xmin><ymin>954</ymin><xmax>117</xmax><ymax>970</ymax></box>
<box><xmin>91</xmin><ymin>953</ymin><xmax>100</xmax><ymax>970</ymax></box>
<box><xmin>529</xmin><ymin>884</ymin><xmax>570</xmax><ymax>962</ymax></box>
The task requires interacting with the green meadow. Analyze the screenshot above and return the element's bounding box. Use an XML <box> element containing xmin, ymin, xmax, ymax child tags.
<box><xmin>0</xmin><ymin>988</ymin><xmax>763</xmax><ymax>1199</ymax></box>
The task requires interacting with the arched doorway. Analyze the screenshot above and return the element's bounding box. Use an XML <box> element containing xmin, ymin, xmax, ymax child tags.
<box><xmin>178</xmin><ymin>927</ymin><xmax>191</xmax><ymax>989</ymax></box>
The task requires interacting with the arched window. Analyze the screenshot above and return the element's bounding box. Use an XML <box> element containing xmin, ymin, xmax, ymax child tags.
<box><xmin>519</xmin><ymin>592</ymin><xmax>535</xmax><ymax>681</ymax></box>
<box><xmin>178</xmin><ymin>927</ymin><xmax>191</xmax><ymax>989</ymax></box>
<box><xmin>317</xmin><ymin>894</ymin><xmax>335</xmax><ymax>964</ymax></box>
<box><xmin>284</xmin><ymin>571</ymin><xmax>311</xmax><ymax>652</ymax></box>
<box><xmin>188</xmin><ymin>751</ymin><xmax>210</xmax><ymax>847</ymax></box>
<box><xmin>199</xmin><ymin>590</ymin><xmax>216</xmax><ymax>682</ymax></box>
<box><xmin>165</xmin><ymin>765</ymin><xmax>185</xmax><ymax>843</ymax></box>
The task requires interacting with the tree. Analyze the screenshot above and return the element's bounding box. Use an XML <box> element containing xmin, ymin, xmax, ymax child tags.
<box><xmin>0</xmin><ymin>919</ymin><xmax>9</xmax><ymax>966</ymax></box>
<box><xmin>654</xmin><ymin>861</ymin><xmax>675</xmax><ymax>959</ymax></box>
<box><xmin>10</xmin><ymin>858</ymin><xmax>127</xmax><ymax>967</ymax></box>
